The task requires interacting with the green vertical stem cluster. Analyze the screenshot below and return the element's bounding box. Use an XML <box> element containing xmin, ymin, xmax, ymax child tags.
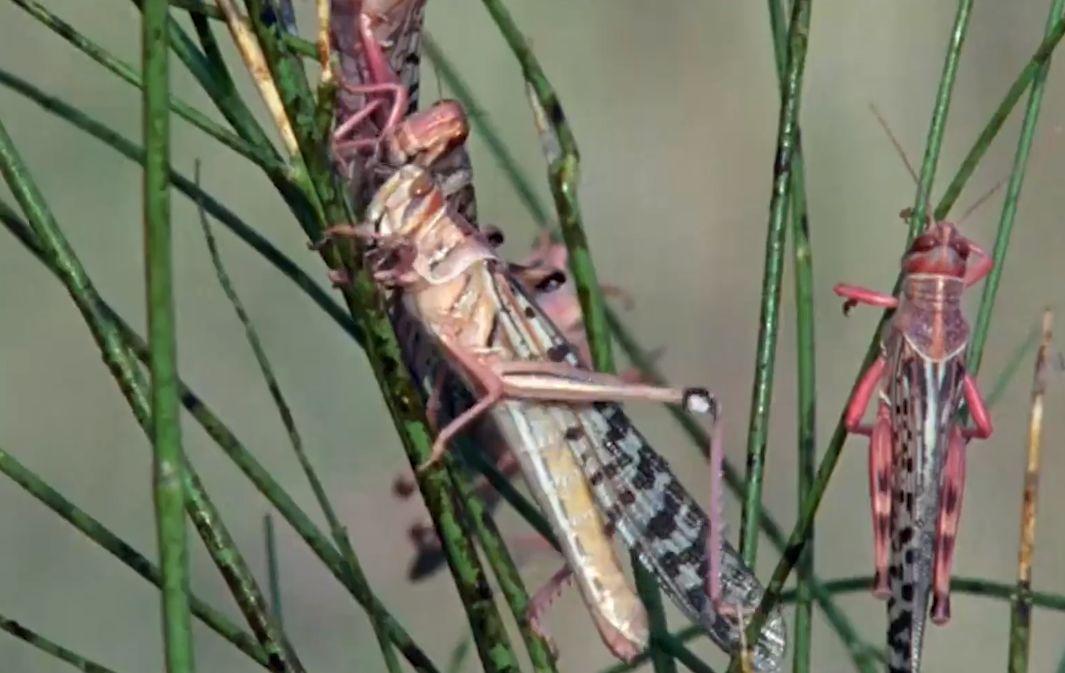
<box><xmin>0</xmin><ymin>121</ymin><xmax>302</xmax><ymax>673</ymax></box>
<box><xmin>766</xmin><ymin>1</ymin><xmax>819</xmax><ymax>670</ymax></box>
<box><xmin>966</xmin><ymin>0</ymin><xmax>1065</xmax><ymax>375</ymax></box>
<box><xmin>0</xmin><ymin>613</ymin><xmax>120</xmax><ymax>673</ymax></box>
<box><xmin>142</xmin><ymin>3</ymin><xmax>196</xmax><ymax>670</ymax></box>
<box><xmin>738</xmin><ymin>0</ymin><xmax>812</xmax><ymax>569</ymax></box>
<box><xmin>732</xmin><ymin>0</ymin><xmax>976</xmax><ymax>661</ymax></box>
<box><xmin>479</xmin><ymin>1</ymin><xmax>674</xmax><ymax>670</ymax></box>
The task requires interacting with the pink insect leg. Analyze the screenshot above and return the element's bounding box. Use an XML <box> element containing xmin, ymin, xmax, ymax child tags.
<box><xmin>833</xmin><ymin>284</ymin><xmax>899</xmax><ymax>315</ymax></box>
<box><xmin>931</xmin><ymin>424</ymin><xmax>966</xmax><ymax>624</ymax></box>
<box><xmin>843</xmin><ymin>356</ymin><xmax>893</xmax><ymax>597</ymax></box>
<box><xmin>962</xmin><ymin>374</ymin><xmax>994</xmax><ymax>440</ymax></box>
<box><xmin>962</xmin><ymin>239</ymin><xmax>994</xmax><ymax>288</ymax></box>
<box><xmin>930</xmin><ymin>372</ymin><xmax>992</xmax><ymax>624</ymax></box>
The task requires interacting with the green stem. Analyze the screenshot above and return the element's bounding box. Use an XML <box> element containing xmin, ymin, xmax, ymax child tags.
<box><xmin>8</xmin><ymin>0</ymin><xmax>280</xmax><ymax>173</ymax></box>
<box><xmin>909</xmin><ymin>0</ymin><xmax>974</xmax><ymax>237</ymax></box>
<box><xmin>143</xmin><ymin>3</ymin><xmax>196</xmax><ymax>670</ymax></box>
<box><xmin>0</xmin><ymin>437</ymin><xmax>270</xmax><ymax>669</ymax></box>
<box><xmin>0</xmin><ymin>66</ymin><xmax>362</xmax><ymax>345</ymax></box>
<box><xmin>935</xmin><ymin>12</ymin><xmax>1065</xmax><ymax>220</ymax></box>
<box><xmin>738</xmin><ymin>0</ymin><xmax>811</xmax><ymax>570</ymax></box>
<box><xmin>0</xmin><ymin>614</ymin><xmax>119</xmax><ymax>673</ymax></box>
<box><xmin>263</xmin><ymin>515</ymin><xmax>284</xmax><ymax>627</ymax></box>
<box><xmin>733</xmin><ymin>1</ymin><xmax>975</xmax><ymax>660</ymax></box>
<box><xmin>966</xmin><ymin>0</ymin><xmax>1065</xmax><ymax>376</ymax></box>
<box><xmin>765</xmin><ymin>0</ymin><xmax>820</xmax><ymax>669</ymax></box>
<box><xmin>479</xmin><ymin>2</ymin><xmax>673</xmax><ymax>670</ymax></box>
<box><xmin>0</xmin><ymin>204</ymin><xmax>439</xmax><ymax>673</ymax></box>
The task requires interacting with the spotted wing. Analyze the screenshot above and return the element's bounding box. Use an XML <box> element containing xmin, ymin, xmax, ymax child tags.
<box><xmin>486</xmin><ymin>270</ymin><xmax>786</xmax><ymax>672</ymax></box>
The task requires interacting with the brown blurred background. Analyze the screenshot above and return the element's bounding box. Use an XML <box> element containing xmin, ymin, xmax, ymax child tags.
<box><xmin>1</xmin><ymin>1</ymin><xmax>1063</xmax><ymax>671</ymax></box>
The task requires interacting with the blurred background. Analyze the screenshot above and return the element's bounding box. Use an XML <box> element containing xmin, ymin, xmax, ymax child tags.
<box><xmin>1</xmin><ymin>1</ymin><xmax>1063</xmax><ymax>671</ymax></box>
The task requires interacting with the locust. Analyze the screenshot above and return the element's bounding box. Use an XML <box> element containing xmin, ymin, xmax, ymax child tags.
<box><xmin>836</xmin><ymin>216</ymin><xmax>994</xmax><ymax>673</ymax></box>
<box><xmin>326</xmin><ymin>12</ymin><xmax>786</xmax><ymax>667</ymax></box>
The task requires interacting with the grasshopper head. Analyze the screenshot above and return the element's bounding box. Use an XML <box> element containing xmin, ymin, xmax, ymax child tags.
<box><xmin>901</xmin><ymin>219</ymin><xmax>971</xmax><ymax>278</ymax></box>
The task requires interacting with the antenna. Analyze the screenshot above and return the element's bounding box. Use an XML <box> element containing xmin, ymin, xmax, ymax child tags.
<box><xmin>957</xmin><ymin>177</ymin><xmax>1007</xmax><ymax>225</ymax></box>
<box><xmin>869</xmin><ymin>103</ymin><xmax>919</xmax><ymax>185</ymax></box>
<box><xmin>869</xmin><ymin>103</ymin><xmax>935</xmax><ymax>228</ymax></box>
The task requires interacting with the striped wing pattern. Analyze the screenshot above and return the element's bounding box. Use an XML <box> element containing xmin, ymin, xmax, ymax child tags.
<box><xmin>885</xmin><ymin>336</ymin><xmax>964</xmax><ymax>673</ymax></box>
<box><xmin>486</xmin><ymin>270</ymin><xmax>786</xmax><ymax>671</ymax></box>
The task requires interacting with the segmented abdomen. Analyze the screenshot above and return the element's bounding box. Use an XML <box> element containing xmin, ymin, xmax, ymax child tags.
<box><xmin>884</xmin><ymin>337</ymin><xmax>964</xmax><ymax>673</ymax></box>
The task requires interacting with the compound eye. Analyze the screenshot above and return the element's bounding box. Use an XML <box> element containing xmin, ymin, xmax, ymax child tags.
<box><xmin>909</xmin><ymin>233</ymin><xmax>937</xmax><ymax>253</ymax></box>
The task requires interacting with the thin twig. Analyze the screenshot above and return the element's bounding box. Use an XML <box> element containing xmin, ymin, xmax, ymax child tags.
<box><xmin>0</xmin><ymin>613</ymin><xmax>121</xmax><ymax>673</ymax></box>
<box><xmin>0</xmin><ymin>435</ymin><xmax>269</xmax><ymax>669</ymax></box>
<box><xmin>1007</xmin><ymin>309</ymin><xmax>1054</xmax><ymax>673</ymax></box>
<box><xmin>263</xmin><ymin>515</ymin><xmax>284</xmax><ymax>627</ymax></box>
<box><xmin>0</xmin><ymin>205</ymin><xmax>439</xmax><ymax>673</ymax></box>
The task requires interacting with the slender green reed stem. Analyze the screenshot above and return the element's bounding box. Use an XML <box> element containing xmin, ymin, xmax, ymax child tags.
<box><xmin>789</xmin><ymin>160</ymin><xmax>817</xmax><ymax>673</ymax></box>
<box><xmin>0</xmin><ymin>66</ymin><xmax>362</xmax><ymax>344</ymax></box>
<box><xmin>263</xmin><ymin>515</ymin><xmax>283</xmax><ymax>626</ymax></box>
<box><xmin>479</xmin><ymin>3</ymin><xmax>675</xmax><ymax>671</ymax></box>
<box><xmin>0</xmin><ymin>434</ymin><xmax>269</xmax><ymax>669</ymax></box>
<box><xmin>195</xmin><ymin>187</ymin><xmax>400</xmax><ymax>673</ymax></box>
<box><xmin>908</xmin><ymin>0</ymin><xmax>974</xmax><ymax>237</ymax></box>
<box><xmin>967</xmin><ymin>0</ymin><xmax>1065</xmax><ymax>376</ymax></box>
<box><xmin>737</xmin><ymin>0</ymin><xmax>811</xmax><ymax>570</ymax></box>
<box><xmin>0</xmin><ymin>205</ymin><xmax>439</xmax><ymax>673</ymax></box>
<box><xmin>1007</xmin><ymin>310</ymin><xmax>1053</xmax><ymax>673</ymax></box>
<box><xmin>143</xmin><ymin>4</ymin><xmax>196</xmax><ymax>670</ymax></box>
<box><xmin>8</xmin><ymin>0</ymin><xmax>280</xmax><ymax>172</ymax></box>
<box><xmin>935</xmin><ymin>12</ymin><xmax>1065</xmax><ymax>220</ymax></box>
<box><xmin>0</xmin><ymin>613</ymin><xmax>119</xmax><ymax>673</ymax></box>
<box><xmin>765</xmin><ymin>1</ymin><xmax>820</xmax><ymax>669</ymax></box>
<box><xmin>732</xmin><ymin>2</ymin><xmax>975</xmax><ymax>660</ymax></box>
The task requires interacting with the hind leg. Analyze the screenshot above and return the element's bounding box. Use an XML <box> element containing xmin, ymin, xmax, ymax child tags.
<box><xmin>931</xmin><ymin>424</ymin><xmax>967</xmax><ymax>624</ymax></box>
